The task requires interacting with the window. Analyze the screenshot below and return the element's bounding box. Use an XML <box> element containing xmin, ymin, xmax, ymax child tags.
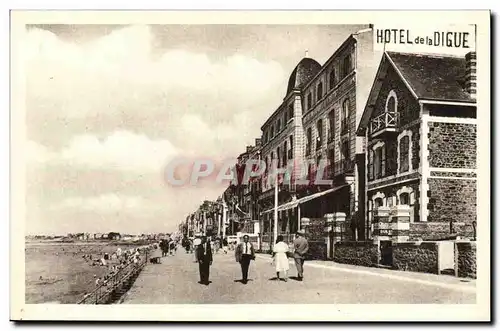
<box><xmin>397</xmin><ymin>187</ymin><xmax>415</xmax><ymax>222</ymax></box>
<box><xmin>328</xmin><ymin>149</ymin><xmax>334</xmax><ymax>177</ymax></box>
<box><xmin>387</xmin><ymin>95</ymin><xmax>396</xmax><ymax>113</ymax></box>
<box><xmin>316</xmin><ymin>119</ymin><xmax>323</xmax><ymax>149</ymax></box>
<box><xmin>342</xmin><ymin>54</ymin><xmax>352</xmax><ymax>78</ymax></box>
<box><xmin>270</xmin><ymin>125</ymin><xmax>274</xmax><ymax>138</ymax></box>
<box><xmin>306</xmin><ymin>128</ymin><xmax>312</xmax><ymax>156</ymax></box>
<box><xmin>328</xmin><ymin>110</ymin><xmax>335</xmax><ymax>142</ymax></box>
<box><xmin>341</xmin><ymin>140</ymin><xmax>349</xmax><ymax>161</ymax></box>
<box><xmin>399</xmin><ymin>135</ymin><xmax>410</xmax><ymax>173</ymax></box>
<box><xmin>283</xmin><ymin>141</ymin><xmax>288</xmax><ymax>166</ymax></box>
<box><xmin>317</xmin><ymin>82</ymin><xmax>323</xmax><ymax>100</ymax></box>
<box><xmin>264</xmin><ymin>131</ymin><xmax>268</xmax><ymax>144</ymax></box>
<box><xmin>277</xmin><ymin>147</ymin><xmax>281</xmax><ymax>168</ymax></box>
<box><xmin>341</xmin><ymin>98</ymin><xmax>349</xmax><ymax>134</ymax></box>
<box><xmin>288</xmin><ymin>135</ymin><xmax>293</xmax><ymax>159</ymax></box>
<box><xmin>307</xmin><ymin>92</ymin><xmax>312</xmax><ymax>109</ymax></box>
<box><xmin>374</xmin><ymin>198</ymin><xmax>384</xmax><ymax>208</ymax></box>
<box><xmin>329</xmin><ymin>70</ymin><xmax>336</xmax><ymax>90</ymax></box>
<box><xmin>288</xmin><ymin>104</ymin><xmax>294</xmax><ymax>120</ymax></box>
<box><xmin>399</xmin><ymin>193</ymin><xmax>410</xmax><ymax>205</ymax></box>
<box><xmin>368</xmin><ymin>149</ymin><xmax>374</xmax><ymax>180</ymax></box>
<box><xmin>284</xmin><ymin>111</ymin><xmax>288</xmax><ymax>124</ymax></box>
<box><xmin>373</xmin><ymin>145</ymin><xmax>386</xmax><ymax>179</ymax></box>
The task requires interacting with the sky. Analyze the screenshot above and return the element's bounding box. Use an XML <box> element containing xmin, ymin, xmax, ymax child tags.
<box><xmin>23</xmin><ymin>24</ymin><xmax>367</xmax><ymax>235</ymax></box>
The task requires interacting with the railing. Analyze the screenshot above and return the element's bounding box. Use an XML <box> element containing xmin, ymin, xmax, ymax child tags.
<box><xmin>341</xmin><ymin>120</ymin><xmax>348</xmax><ymax>135</ymax></box>
<box><xmin>369</xmin><ymin>111</ymin><xmax>398</xmax><ymax>136</ymax></box>
<box><xmin>77</xmin><ymin>249</ymin><xmax>150</xmax><ymax>304</ymax></box>
<box><xmin>333</xmin><ymin>159</ymin><xmax>355</xmax><ymax>175</ymax></box>
<box><xmin>327</xmin><ymin>132</ymin><xmax>334</xmax><ymax>143</ymax></box>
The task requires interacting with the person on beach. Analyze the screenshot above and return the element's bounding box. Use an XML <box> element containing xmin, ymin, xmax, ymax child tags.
<box><xmin>272</xmin><ymin>235</ymin><xmax>290</xmax><ymax>282</ymax></box>
<box><xmin>195</xmin><ymin>236</ymin><xmax>213</xmax><ymax>285</ymax></box>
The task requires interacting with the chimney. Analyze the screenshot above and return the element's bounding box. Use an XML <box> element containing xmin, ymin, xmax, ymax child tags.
<box><xmin>305</xmin><ymin>49</ymin><xmax>309</xmax><ymax>58</ymax></box>
<box><xmin>465</xmin><ymin>51</ymin><xmax>477</xmax><ymax>98</ymax></box>
<box><xmin>246</xmin><ymin>145</ymin><xmax>253</xmax><ymax>153</ymax></box>
<box><xmin>255</xmin><ymin>138</ymin><xmax>261</xmax><ymax>146</ymax></box>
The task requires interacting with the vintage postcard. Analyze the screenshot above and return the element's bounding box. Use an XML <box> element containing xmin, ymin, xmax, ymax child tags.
<box><xmin>10</xmin><ymin>10</ymin><xmax>490</xmax><ymax>321</ymax></box>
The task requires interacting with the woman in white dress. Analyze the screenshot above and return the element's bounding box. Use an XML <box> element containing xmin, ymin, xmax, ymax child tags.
<box><xmin>272</xmin><ymin>235</ymin><xmax>290</xmax><ymax>282</ymax></box>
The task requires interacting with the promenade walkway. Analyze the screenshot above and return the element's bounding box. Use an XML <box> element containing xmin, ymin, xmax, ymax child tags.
<box><xmin>120</xmin><ymin>249</ymin><xmax>475</xmax><ymax>304</ymax></box>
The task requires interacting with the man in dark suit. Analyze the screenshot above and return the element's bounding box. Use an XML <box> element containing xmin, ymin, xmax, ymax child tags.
<box><xmin>235</xmin><ymin>235</ymin><xmax>255</xmax><ymax>284</ymax></box>
<box><xmin>293</xmin><ymin>230</ymin><xmax>309</xmax><ymax>281</ymax></box>
<box><xmin>195</xmin><ymin>236</ymin><xmax>213</xmax><ymax>285</ymax></box>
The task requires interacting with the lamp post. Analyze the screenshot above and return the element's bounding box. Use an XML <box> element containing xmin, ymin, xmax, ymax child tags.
<box><xmin>273</xmin><ymin>171</ymin><xmax>278</xmax><ymax>246</ymax></box>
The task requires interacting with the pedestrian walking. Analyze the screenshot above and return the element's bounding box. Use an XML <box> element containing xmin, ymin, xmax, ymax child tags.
<box><xmin>293</xmin><ymin>230</ymin><xmax>309</xmax><ymax>281</ymax></box>
<box><xmin>222</xmin><ymin>237</ymin><xmax>228</xmax><ymax>254</ymax></box>
<box><xmin>195</xmin><ymin>236</ymin><xmax>213</xmax><ymax>285</ymax></box>
<box><xmin>272</xmin><ymin>235</ymin><xmax>290</xmax><ymax>282</ymax></box>
<box><xmin>235</xmin><ymin>235</ymin><xmax>255</xmax><ymax>284</ymax></box>
<box><xmin>169</xmin><ymin>240</ymin><xmax>176</xmax><ymax>255</ymax></box>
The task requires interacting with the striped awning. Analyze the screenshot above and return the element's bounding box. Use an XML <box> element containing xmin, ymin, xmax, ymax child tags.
<box><xmin>260</xmin><ymin>184</ymin><xmax>349</xmax><ymax>215</ymax></box>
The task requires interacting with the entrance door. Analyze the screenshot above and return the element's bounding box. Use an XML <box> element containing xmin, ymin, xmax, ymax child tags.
<box><xmin>380</xmin><ymin>240</ymin><xmax>393</xmax><ymax>266</ymax></box>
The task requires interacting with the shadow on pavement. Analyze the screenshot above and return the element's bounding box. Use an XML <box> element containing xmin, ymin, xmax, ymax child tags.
<box><xmin>234</xmin><ymin>279</ymin><xmax>253</xmax><ymax>283</ymax></box>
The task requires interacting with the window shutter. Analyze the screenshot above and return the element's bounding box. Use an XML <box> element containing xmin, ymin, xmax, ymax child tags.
<box><xmin>381</xmin><ymin>145</ymin><xmax>386</xmax><ymax>177</ymax></box>
<box><xmin>368</xmin><ymin>150</ymin><xmax>374</xmax><ymax>180</ymax></box>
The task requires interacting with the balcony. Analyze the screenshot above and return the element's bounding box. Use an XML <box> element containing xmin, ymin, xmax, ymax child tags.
<box><xmin>369</xmin><ymin>111</ymin><xmax>398</xmax><ymax>137</ymax></box>
<box><xmin>341</xmin><ymin>120</ymin><xmax>349</xmax><ymax>135</ymax></box>
<box><xmin>333</xmin><ymin>159</ymin><xmax>355</xmax><ymax>176</ymax></box>
<box><xmin>327</xmin><ymin>132</ymin><xmax>334</xmax><ymax>143</ymax></box>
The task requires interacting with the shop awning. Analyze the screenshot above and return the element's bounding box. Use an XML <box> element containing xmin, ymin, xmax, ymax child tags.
<box><xmin>260</xmin><ymin>184</ymin><xmax>349</xmax><ymax>215</ymax></box>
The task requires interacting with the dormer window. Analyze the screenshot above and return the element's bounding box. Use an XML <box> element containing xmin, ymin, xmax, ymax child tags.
<box><xmin>329</xmin><ymin>70</ymin><xmax>336</xmax><ymax>89</ymax></box>
<box><xmin>307</xmin><ymin>92</ymin><xmax>312</xmax><ymax>110</ymax></box>
<box><xmin>342</xmin><ymin>54</ymin><xmax>352</xmax><ymax>78</ymax></box>
<box><xmin>316</xmin><ymin>119</ymin><xmax>323</xmax><ymax>149</ymax></box>
<box><xmin>317</xmin><ymin>82</ymin><xmax>323</xmax><ymax>100</ymax></box>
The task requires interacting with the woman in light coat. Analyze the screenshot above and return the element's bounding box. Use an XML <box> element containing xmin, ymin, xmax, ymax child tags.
<box><xmin>272</xmin><ymin>235</ymin><xmax>290</xmax><ymax>282</ymax></box>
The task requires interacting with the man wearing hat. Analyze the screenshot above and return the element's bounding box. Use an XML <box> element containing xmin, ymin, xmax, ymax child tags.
<box><xmin>293</xmin><ymin>230</ymin><xmax>309</xmax><ymax>281</ymax></box>
<box><xmin>195</xmin><ymin>235</ymin><xmax>213</xmax><ymax>285</ymax></box>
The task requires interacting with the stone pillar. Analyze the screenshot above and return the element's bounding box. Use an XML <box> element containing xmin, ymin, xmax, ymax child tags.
<box><xmin>300</xmin><ymin>217</ymin><xmax>310</xmax><ymax>232</ymax></box>
<box><xmin>389</xmin><ymin>205</ymin><xmax>410</xmax><ymax>243</ymax></box>
<box><xmin>324</xmin><ymin>212</ymin><xmax>346</xmax><ymax>260</ymax></box>
<box><xmin>372</xmin><ymin>206</ymin><xmax>391</xmax><ymax>242</ymax></box>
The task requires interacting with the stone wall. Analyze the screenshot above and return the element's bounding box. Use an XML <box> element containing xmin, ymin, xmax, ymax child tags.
<box><xmin>392</xmin><ymin>242</ymin><xmax>439</xmax><ymax>274</ymax></box>
<box><xmin>428</xmin><ymin>122</ymin><xmax>476</xmax><ymax>169</ymax></box>
<box><xmin>333</xmin><ymin>241</ymin><xmax>379</xmax><ymax>267</ymax></box>
<box><xmin>427</xmin><ymin>178</ymin><xmax>476</xmax><ymax>224</ymax></box>
<box><xmin>410</xmin><ymin>222</ymin><xmax>475</xmax><ymax>240</ymax></box>
<box><xmin>455</xmin><ymin>241</ymin><xmax>477</xmax><ymax>279</ymax></box>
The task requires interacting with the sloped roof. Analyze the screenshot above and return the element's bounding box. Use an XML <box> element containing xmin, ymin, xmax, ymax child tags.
<box><xmin>286</xmin><ymin>58</ymin><xmax>322</xmax><ymax>94</ymax></box>
<box><xmin>357</xmin><ymin>51</ymin><xmax>476</xmax><ymax>136</ymax></box>
<box><xmin>387</xmin><ymin>51</ymin><xmax>474</xmax><ymax>102</ymax></box>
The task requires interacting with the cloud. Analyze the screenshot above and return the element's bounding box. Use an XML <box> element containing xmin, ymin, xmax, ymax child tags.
<box><xmin>27</xmin><ymin>130</ymin><xmax>179</xmax><ymax>173</ymax></box>
<box><xmin>52</xmin><ymin>194</ymin><xmax>153</xmax><ymax>215</ymax></box>
<box><xmin>23</xmin><ymin>25</ymin><xmax>288</xmax><ymax>234</ymax></box>
<box><xmin>24</xmin><ymin>25</ymin><xmax>285</xmax><ymax>121</ymax></box>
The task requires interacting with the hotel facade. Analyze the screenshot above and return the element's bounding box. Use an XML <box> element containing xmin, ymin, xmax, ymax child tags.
<box><xmin>258</xmin><ymin>26</ymin><xmax>382</xmax><ymax>249</ymax></box>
